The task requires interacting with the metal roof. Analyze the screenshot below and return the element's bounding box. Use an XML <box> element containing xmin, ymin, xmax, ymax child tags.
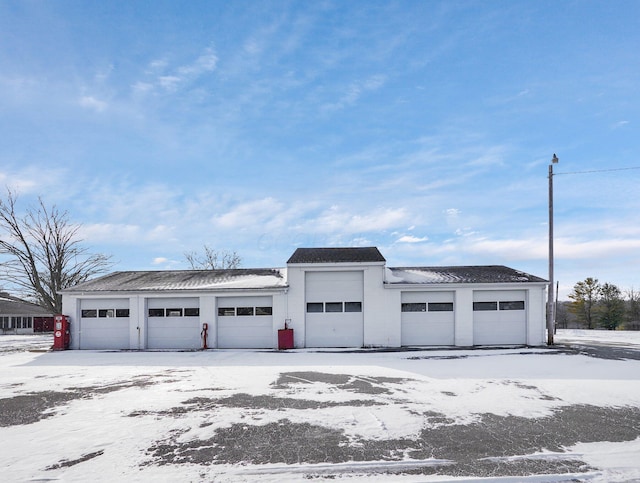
<box><xmin>386</xmin><ymin>266</ymin><xmax>547</xmax><ymax>284</ymax></box>
<box><xmin>287</xmin><ymin>247</ymin><xmax>386</xmax><ymax>264</ymax></box>
<box><xmin>62</xmin><ymin>268</ymin><xmax>288</xmax><ymax>293</ymax></box>
<box><xmin>0</xmin><ymin>297</ymin><xmax>53</xmax><ymax>316</ymax></box>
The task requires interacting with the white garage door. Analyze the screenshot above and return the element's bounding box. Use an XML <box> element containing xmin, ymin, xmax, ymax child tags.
<box><xmin>79</xmin><ymin>299</ymin><xmax>130</xmax><ymax>350</ymax></box>
<box><xmin>147</xmin><ymin>298</ymin><xmax>201</xmax><ymax>350</ymax></box>
<box><xmin>473</xmin><ymin>290</ymin><xmax>527</xmax><ymax>345</ymax></box>
<box><xmin>217</xmin><ymin>296</ymin><xmax>273</xmax><ymax>349</ymax></box>
<box><xmin>305</xmin><ymin>271</ymin><xmax>364</xmax><ymax>348</ymax></box>
<box><xmin>401</xmin><ymin>291</ymin><xmax>455</xmax><ymax>346</ymax></box>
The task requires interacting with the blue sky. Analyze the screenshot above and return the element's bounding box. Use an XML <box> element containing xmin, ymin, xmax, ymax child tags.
<box><xmin>1</xmin><ymin>0</ymin><xmax>639</xmax><ymax>298</ymax></box>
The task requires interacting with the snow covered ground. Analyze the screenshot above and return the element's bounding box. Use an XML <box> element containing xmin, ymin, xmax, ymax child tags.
<box><xmin>1</xmin><ymin>330</ymin><xmax>640</xmax><ymax>482</ymax></box>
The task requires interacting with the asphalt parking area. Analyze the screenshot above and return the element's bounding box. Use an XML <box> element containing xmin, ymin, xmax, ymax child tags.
<box><xmin>2</xmin><ymin>338</ymin><xmax>640</xmax><ymax>481</ymax></box>
<box><xmin>137</xmin><ymin>370</ymin><xmax>640</xmax><ymax>479</ymax></box>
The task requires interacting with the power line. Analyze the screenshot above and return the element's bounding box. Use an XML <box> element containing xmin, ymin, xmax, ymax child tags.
<box><xmin>555</xmin><ymin>166</ymin><xmax>640</xmax><ymax>176</ymax></box>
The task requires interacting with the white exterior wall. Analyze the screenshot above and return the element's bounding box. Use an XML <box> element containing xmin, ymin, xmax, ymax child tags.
<box><xmin>63</xmin><ymin>290</ymin><xmax>288</xmax><ymax>350</ymax></box>
<box><xmin>61</xmin><ymin>272</ymin><xmax>547</xmax><ymax>350</ymax></box>
<box><xmin>285</xmin><ymin>262</ymin><xmax>391</xmax><ymax>348</ymax></box>
<box><xmin>454</xmin><ymin>288</ymin><xmax>474</xmax><ymax>346</ymax></box>
<box><xmin>283</xmin><ymin>265</ymin><xmax>305</xmax><ymax>348</ymax></box>
<box><xmin>362</xmin><ymin>265</ymin><xmax>398</xmax><ymax>347</ymax></box>
<box><xmin>527</xmin><ymin>286</ymin><xmax>547</xmax><ymax>346</ymax></box>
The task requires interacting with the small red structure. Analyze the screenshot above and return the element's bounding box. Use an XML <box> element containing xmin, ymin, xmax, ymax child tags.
<box><xmin>52</xmin><ymin>314</ymin><xmax>70</xmax><ymax>350</ymax></box>
<box><xmin>201</xmin><ymin>323</ymin><xmax>209</xmax><ymax>350</ymax></box>
<box><xmin>277</xmin><ymin>322</ymin><xmax>294</xmax><ymax>350</ymax></box>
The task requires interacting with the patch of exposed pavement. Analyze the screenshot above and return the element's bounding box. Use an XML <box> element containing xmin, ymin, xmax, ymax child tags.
<box><xmin>137</xmin><ymin>371</ymin><xmax>640</xmax><ymax>479</ymax></box>
<box><xmin>0</xmin><ymin>373</ymin><xmax>176</xmax><ymax>427</ymax></box>
<box><xmin>272</xmin><ymin>371</ymin><xmax>412</xmax><ymax>395</ymax></box>
<box><xmin>45</xmin><ymin>450</ymin><xmax>105</xmax><ymax>470</ymax></box>
<box><xmin>146</xmin><ymin>404</ymin><xmax>640</xmax><ymax>478</ymax></box>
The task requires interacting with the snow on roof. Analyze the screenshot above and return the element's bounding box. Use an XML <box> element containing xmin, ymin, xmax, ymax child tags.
<box><xmin>287</xmin><ymin>247</ymin><xmax>386</xmax><ymax>264</ymax></box>
<box><xmin>386</xmin><ymin>266</ymin><xmax>547</xmax><ymax>284</ymax></box>
<box><xmin>62</xmin><ymin>268</ymin><xmax>288</xmax><ymax>293</ymax></box>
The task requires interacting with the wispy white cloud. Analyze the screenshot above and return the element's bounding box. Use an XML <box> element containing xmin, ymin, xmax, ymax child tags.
<box><xmin>79</xmin><ymin>95</ymin><xmax>108</xmax><ymax>112</ymax></box>
<box><xmin>322</xmin><ymin>74</ymin><xmax>386</xmax><ymax>112</ymax></box>
<box><xmin>396</xmin><ymin>235</ymin><xmax>429</xmax><ymax>243</ymax></box>
<box><xmin>306</xmin><ymin>205</ymin><xmax>408</xmax><ymax>234</ymax></box>
<box><xmin>211</xmin><ymin>197</ymin><xmax>286</xmax><ymax>229</ymax></box>
<box><xmin>612</xmin><ymin>120</ymin><xmax>629</xmax><ymax>129</ymax></box>
<box><xmin>132</xmin><ymin>47</ymin><xmax>218</xmax><ymax>95</ymax></box>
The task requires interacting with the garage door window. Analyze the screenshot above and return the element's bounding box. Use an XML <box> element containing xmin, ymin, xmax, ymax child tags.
<box><xmin>184</xmin><ymin>308</ymin><xmax>200</xmax><ymax>316</ymax></box>
<box><xmin>307</xmin><ymin>303</ymin><xmax>324</xmax><ymax>313</ymax></box>
<box><xmin>218</xmin><ymin>307</ymin><xmax>235</xmax><ymax>316</ymax></box>
<box><xmin>499</xmin><ymin>301</ymin><xmax>525</xmax><ymax>310</ymax></box>
<box><xmin>428</xmin><ymin>302</ymin><xmax>454</xmax><ymax>312</ymax></box>
<box><xmin>256</xmin><ymin>306</ymin><xmax>272</xmax><ymax>316</ymax></box>
<box><xmin>345</xmin><ymin>302</ymin><xmax>362</xmax><ymax>313</ymax></box>
<box><xmin>99</xmin><ymin>309</ymin><xmax>115</xmax><ymax>318</ymax></box>
<box><xmin>473</xmin><ymin>302</ymin><xmax>498</xmax><ymax>311</ymax></box>
<box><xmin>81</xmin><ymin>309</ymin><xmax>98</xmax><ymax>318</ymax></box>
<box><xmin>237</xmin><ymin>307</ymin><xmax>254</xmax><ymax>316</ymax></box>
<box><xmin>116</xmin><ymin>309</ymin><xmax>130</xmax><ymax>317</ymax></box>
<box><xmin>148</xmin><ymin>308</ymin><xmax>165</xmax><ymax>317</ymax></box>
<box><xmin>325</xmin><ymin>302</ymin><xmax>343</xmax><ymax>313</ymax></box>
<box><xmin>402</xmin><ymin>303</ymin><xmax>427</xmax><ymax>312</ymax></box>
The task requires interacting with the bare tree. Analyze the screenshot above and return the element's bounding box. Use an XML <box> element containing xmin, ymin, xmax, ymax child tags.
<box><xmin>625</xmin><ymin>288</ymin><xmax>640</xmax><ymax>330</ymax></box>
<box><xmin>0</xmin><ymin>190</ymin><xmax>112</xmax><ymax>313</ymax></box>
<box><xmin>184</xmin><ymin>245</ymin><xmax>241</xmax><ymax>270</ymax></box>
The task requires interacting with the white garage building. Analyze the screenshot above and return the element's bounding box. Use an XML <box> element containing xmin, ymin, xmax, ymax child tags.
<box><xmin>61</xmin><ymin>247</ymin><xmax>548</xmax><ymax>350</ymax></box>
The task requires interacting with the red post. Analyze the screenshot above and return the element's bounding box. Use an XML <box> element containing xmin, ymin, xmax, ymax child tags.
<box><xmin>201</xmin><ymin>323</ymin><xmax>209</xmax><ymax>350</ymax></box>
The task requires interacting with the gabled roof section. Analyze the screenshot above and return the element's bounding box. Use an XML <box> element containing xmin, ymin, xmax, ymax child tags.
<box><xmin>386</xmin><ymin>266</ymin><xmax>547</xmax><ymax>284</ymax></box>
<box><xmin>287</xmin><ymin>247</ymin><xmax>386</xmax><ymax>264</ymax></box>
<box><xmin>0</xmin><ymin>296</ymin><xmax>53</xmax><ymax>316</ymax></box>
<box><xmin>62</xmin><ymin>268</ymin><xmax>287</xmax><ymax>293</ymax></box>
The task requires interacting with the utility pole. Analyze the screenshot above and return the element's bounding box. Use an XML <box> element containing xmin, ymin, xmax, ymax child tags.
<box><xmin>547</xmin><ymin>154</ymin><xmax>559</xmax><ymax>345</ymax></box>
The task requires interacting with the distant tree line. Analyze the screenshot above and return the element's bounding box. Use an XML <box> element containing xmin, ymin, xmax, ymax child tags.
<box><xmin>556</xmin><ymin>277</ymin><xmax>640</xmax><ymax>330</ymax></box>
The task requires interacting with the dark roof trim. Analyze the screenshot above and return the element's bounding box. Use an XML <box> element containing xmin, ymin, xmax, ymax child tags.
<box><xmin>287</xmin><ymin>247</ymin><xmax>386</xmax><ymax>264</ymax></box>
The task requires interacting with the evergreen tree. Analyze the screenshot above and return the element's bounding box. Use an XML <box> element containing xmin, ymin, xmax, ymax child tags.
<box><xmin>598</xmin><ymin>283</ymin><xmax>624</xmax><ymax>330</ymax></box>
<box><xmin>568</xmin><ymin>278</ymin><xmax>601</xmax><ymax>329</ymax></box>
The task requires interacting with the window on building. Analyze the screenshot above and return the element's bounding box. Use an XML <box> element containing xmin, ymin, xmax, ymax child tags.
<box><xmin>218</xmin><ymin>307</ymin><xmax>235</xmax><ymax>316</ymax></box>
<box><xmin>325</xmin><ymin>302</ymin><xmax>343</xmax><ymax>313</ymax></box>
<box><xmin>473</xmin><ymin>302</ymin><xmax>498</xmax><ymax>311</ymax></box>
<box><xmin>166</xmin><ymin>308</ymin><xmax>183</xmax><ymax>317</ymax></box>
<box><xmin>256</xmin><ymin>306</ymin><xmax>273</xmax><ymax>316</ymax></box>
<box><xmin>116</xmin><ymin>309</ymin><xmax>130</xmax><ymax>317</ymax></box>
<box><xmin>306</xmin><ymin>302</ymin><xmax>323</xmax><ymax>313</ymax></box>
<box><xmin>344</xmin><ymin>302</ymin><xmax>362</xmax><ymax>313</ymax></box>
<box><xmin>184</xmin><ymin>308</ymin><xmax>200</xmax><ymax>317</ymax></box>
<box><xmin>81</xmin><ymin>309</ymin><xmax>98</xmax><ymax>318</ymax></box>
<box><xmin>0</xmin><ymin>316</ymin><xmax>9</xmax><ymax>329</ymax></box>
<box><xmin>401</xmin><ymin>303</ymin><xmax>427</xmax><ymax>312</ymax></box>
<box><xmin>99</xmin><ymin>309</ymin><xmax>115</xmax><ymax>318</ymax></box>
<box><xmin>499</xmin><ymin>301</ymin><xmax>525</xmax><ymax>311</ymax></box>
<box><xmin>236</xmin><ymin>307</ymin><xmax>254</xmax><ymax>316</ymax></box>
<box><xmin>428</xmin><ymin>302</ymin><xmax>454</xmax><ymax>312</ymax></box>
<box><xmin>148</xmin><ymin>308</ymin><xmax>165</xmax><ymax>317</ymax></box>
